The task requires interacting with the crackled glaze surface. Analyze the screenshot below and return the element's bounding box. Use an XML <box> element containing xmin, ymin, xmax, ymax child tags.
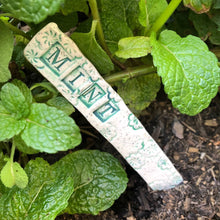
<box><xmin>24</xmin><ymin>23</ymin><xmax>183</xmax><ymax>190</ymax></box>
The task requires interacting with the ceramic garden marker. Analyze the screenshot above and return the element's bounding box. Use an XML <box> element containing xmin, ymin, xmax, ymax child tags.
<box><xmin>24</xmin><ymin>23</ymin><xmax>183</xmax><ymax>190</ymax></box>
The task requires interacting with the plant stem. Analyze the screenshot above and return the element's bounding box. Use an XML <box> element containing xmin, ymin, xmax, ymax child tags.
<box><xmin>104</xmin><ymin>65</ymin><xmax>157</xmax><ymax>84</ymax></box>
<box><xmin>150</xmin><ymin>0</ymin><xmax>182</xmax><ymax>34</ymax></box>
<box><xmin>88</xmin><ymin>0</ymin><xmax>109</xmax><ymax>54</ymax></box>
<box><xmin>10</xmin><ymin>139</ymin><xmax>16</xmax><ymax>163</ymax></box>
<box><xmin>1</xmin><ymin>20</ymin><xmax>31</xmax><ymax>40</ymax></box>
<box><xmin>88</xmin><ymin>0</ymin><xmax>126</xmax><ymax>69</ymax></box>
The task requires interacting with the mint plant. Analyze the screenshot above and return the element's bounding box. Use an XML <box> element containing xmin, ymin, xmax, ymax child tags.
<box><xmin>0</xmin><ymin>0</ymin><xmax>220</xmax><ymax>218</ymax></box>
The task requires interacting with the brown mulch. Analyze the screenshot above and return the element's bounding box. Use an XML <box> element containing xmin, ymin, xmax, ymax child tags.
<box><xmin>57</xmin><ymin>93</ymin><xmax>220</xmax><ymax>220</ymax></box>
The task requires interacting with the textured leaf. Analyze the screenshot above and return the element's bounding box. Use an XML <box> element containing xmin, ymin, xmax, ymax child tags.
<box><xmin>11</xmin><ymin>42</ymin><xmax>27</xmax><ymax>68</ymax></box>
<box><xmin>183</xmin><ymin>0</ymin><xmax>213</xmax><ymax>13</ymax></box>
<box><xmin>116</xmin><ymin>74</ymin><xmax>160</xmax><ymax>113</ymax></box>
<box><xmin>0</xmin><ymin>158</ymin><xmax>74</xmax><ymax>219</ymax></box>
<box><xmin>61</xmin><ymin>0</ymin><xmax>89</xmax><ymax>15</ymax></box>
<box><xmin>116</xmin><ymin>36</ymin><xmax>151</xmax><ymax>59</ymax></box>
<box><xmin>30</xmin><ymin>12</ymin><xmax>78</xmax><ymax>34</ymax></box>
<box><xmin>97</xmin><ymin>0</ymin><xmax>133</xmax><ymax>53</ymax></box>
<box><xmin>213</xmin><ymin>0</ymin><xmax>220</xmax><ymax>9</ymax></box>
<box><xmin>211</xmin><ymin>9</ymin><xmax>220</xmax><ymax>31</ymax></box>
<box><xmin>0</xmin><ymin>20</ymin><xmax>13</xmax><ymax>82</ymax></box>
<box><xmin>1</xmin><ymin>83</ymin><xmax>31</xmax><ymax>119</ymax></box>
<box><xmin>14</xmin><ymin>135</ymin><xmax>39</xmax><ymax>155</ymax></box>
<box><xmin>0</xmin><ymin>102</ymin><xmax>26</xmax><ymax>141</ymax></box>
<box><xmin>0</xmin><ymin>0</ymin><xmax>64</xmax><ymax>24</ymax></box>
<box><xmin>11</xmin><ymin>79</ymin><xmax>33</xmax><ymax>106</ymax></box>
<box><xmin>47</xmin><ymin>96</ymin><xmax>75</xmax><ymax>115</ymax></box>
<box><xmin>21</xmin><ymin>103</ymin><xmax>81</xmax><ymax>153</ymax></box>
<box><xmin>138</xmin><ymin>0</ymin><xmax>168</xmax><ymax>32</ymax></box>
<box><xmin>53</xmin><ymin>150</ymin><xmax>128</xmax><ymax>215</ymax></box>
<box><xmin>121</xmin><ymin>0</ymin><xmax>142</xmax><ymax>33</ymax></box>
<box><xmin>71</xmin><ymin>21</ymin><xmax>114</xmax><ymax>75</ymax></box>
<box><xmin>189</xmin><ymin>12</ymin><xmax>220</xmax><ymax>45</ymax></box>
<box><xmin>0</xmin><ymin>160</ymin><xmax>28</xmax><ymax>189</ymax></box>
<box><xmin>151</xmin><ymin>30</ymin><xmax>220</xmax><ymax>115</ymax></box>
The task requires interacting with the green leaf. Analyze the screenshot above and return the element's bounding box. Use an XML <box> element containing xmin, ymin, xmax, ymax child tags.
<box><xmin>11</xmin><ymin>42</ymin><xmax>27</xmax><ymax>68</ymax></box>
<box><xmin>150</xmin><ymin>30</ymin><xmax>220</xmax><ymax>115</ymax></box>
<box><xmin>116</xmin><ymin>74</ymin><xmax>160</xmax><ymax>114</ymax></box>
<box><xmin>30</xmin><ymin>12</ymin><xmax>78</xmax><ymax>34</ymax></box>
<box><xmin>1</xmin><ymin>82</ymin><xmax>31</xmax><ymax>119</ymax></box>
<box><xmin>61</xmin><ymin>0</ymin><xmax>89</xmax><ymax>15</ymax></box>
<box><xmin>138</xmin><ymin>0</ymin><xmax>168</xmax><ymax>32</ymax></box>
<box><xmin>121</xmin><ymin>0</ymin><xmax>143</xmax><ymax>33</ymax></box>
<box><xmin>97</xmin><ymin>0</ymin><xmax>133</xmax><ymax>53</ymax></box>
<box><xmin>116</xmin><ymin>36</ymin><xmax>151</xmax><ymax>59</ymax></box>
<box><xmin>53</xmin><ymin>150</ymin><xmax>128</xmax><ymax>215</ymax></box>
<box><xmin>213</xmin><ymin>0</ymin><xmax>220</xmax><ymax>9</ymax></box>
<box><xmin>189</xmin><ymin>12</ymin><xmax>220</xmax><ymax>45</ymax></box>
<box><xmin>0</xmin><ymin>102</ymin><xmax>26</xmax><ymax>141</ymax></box>
<box><xmin>71</xmin><ymin>20</ymin><xmax>114</xmax><ymax>75</ymax></box>
<box><xmin>21</xmin><ymin>103</ymin><xmax>81</xmax><ymax>153</ymax></box>
<box><xmin>183</xmin><ymin>0</ymin><xmax>213</xmax><ymax>13</ymax></box>
<box><xmin>0</xmin><ymin>158</ymin><xmax>74</xmax><ymax>219</ymax></box>
<box><xmin>14</xmin><ymin>135</ymin><xmax>39</xmax><ymax>155</ymax></box>
<box><xmin>11</xmin><ymin>79</ymin><xmax>33</xmax><ymax>106</ymax></box>
<box><xmin>0</xmin><ymin>160</ymin><xmax>28</xmax><ymax>189</ymax></box>
<box><xmin>0</xmin><ymin>0</ymin><xmax>64</xmax><ymax>24</ymax></box>
<box><xmin>0</xmin><ymin>20</ymin><xmax>13</xmax><ymax>82</ymax></box>
<box><xmin>47</xmin><ymin>96</ymin><xmax>75</xmax><ymax>115</ymax></box>
<box><xmin>210</xmin><ymin>9</ymin><xmax>220</xmax><ymax>31</ymax></box>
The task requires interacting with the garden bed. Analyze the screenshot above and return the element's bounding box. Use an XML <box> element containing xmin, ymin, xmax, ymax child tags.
<box><xmin>57</xmin><ymin>93</ymin><xmax>220</xmax><ymax>220</ymax></box>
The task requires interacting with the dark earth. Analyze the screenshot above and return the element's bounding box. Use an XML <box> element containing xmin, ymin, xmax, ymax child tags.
<box><xmin>55</xmin><ymin>90</ymin><xmax>220</xmax><ymax>220</ymax></box>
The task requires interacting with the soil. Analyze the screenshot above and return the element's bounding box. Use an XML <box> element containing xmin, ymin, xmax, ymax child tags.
<box><xmin>56</xmin><ymin>92</ymin><xmax>220</xmax><ymax>220</ymax></box>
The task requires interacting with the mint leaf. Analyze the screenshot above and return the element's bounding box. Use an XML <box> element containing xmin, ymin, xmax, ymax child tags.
<box><xmin>116</xmin><ymin>74</ymin><xmax>161</xmax><ymax>114</ymax></box>
<box><xmin>0</xmin><ymin>20</ymin><xmax>13</xmax><ymax>82</ymax></box>
<box><xmin>183</xmin><ymin>0</ymin><xmax>213</xmax><ymax>13</ymax></box>
<box><xmin>71</xmin><ymin>21</ymin><xmax>114</xmax><ymax>75</ymax></box>
<box><xmin>54</xmin><ymin>150</ymin><xmax>128</xmax><ymax>215</ymax></box>
<box><xmin>0</xmin><ymin>0</ymin><xmax>64</xmax><ymax>24</ymax></box>
<box><xmin>115</xmin><ymin>36</ymin><xmax>151</xmax><ymax>59</ymax></box>
<box><xmin>211</xmin><ymin>10</ymin><xmax>220</xmax><ymax>31</ymax></box>
<box><xmin>11</xmin><ymin>42</ymin><xmax>27</xmax><ymax>68</ymax></box>
<box><xmin>98</xmin><ymin>0</ymin><xmax>133</xmax><ymax>53</ymax></box>
<box><xmin>14</xmin><ymin>135</ymin><xmax>39</xmax><ymax>155</ymax></box>
<box><xmin>1</xmin><ymin>83</ymin><xmax>31</xmax><ymax>119</ymax></box>
<box><xmin>122</xmin><ymin>0</ymin><xmax>142</xmax><ymax>33</ymax></box>
<box><xmin>0</xmin><ymin>158</ymin><xmax>74</xmax><ymax>219</ymax></box>
<box><xmin>213</xmin><ymin>0</ymin><xmax>220</xmax><ymax>9</ymax></box>
<box><xmin>30</xmin><ymin>12</ymin><xmax>78</xmax><ymax>34</ymax></box>
<box><xmin>0</xmin><ymin>160</ymin><xmax>28</xmax><ymax>189</ymax></box>
<box><xmin>47</xmin><ymin>96</ymin><xmax>75</xmax><ymax>115</ymax></box>
<box><xmin>61</xmin><ymin>0</ymin><xmax>89</xmax><ymax>15</ymax></box>
<box><xmin>138</xmin><ymin>0</ymin><xmax>168</xmax><ymax>32</ymax></box>
<box><xmin>151</xmin><ymin>30</ymin><xmax>220</xmax><ymax>115</ymax></box>
<box><xmin>0</xmin><ymin>102</ymin><xmax>26</xmax><ymax>141</ymax></box>
<box><xmin>189</xmin><ymin>11</ymin><xmax>220</xmax><ymax>45</ymax></box>
<box><xmin>21</xmin><ymin>103</ymin><xmax>81</xmax><ymax>153</ymax></box>
<box><xmin>11</xmin><ymin>79</ymin><xmax>33</xmax><ymax>106</ymax></box>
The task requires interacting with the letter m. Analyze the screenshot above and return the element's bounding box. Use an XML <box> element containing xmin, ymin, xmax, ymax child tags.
<box><xmin>46</xmin><ymin>47</ymin><xmax>71</xmax><ymax>71</ymax></box>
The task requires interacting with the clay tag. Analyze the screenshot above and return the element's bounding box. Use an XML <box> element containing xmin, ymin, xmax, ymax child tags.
<box><xmin>24</xmin><ymin>23</ymin><xmax>183</xmax><ymax>190</ymax></box>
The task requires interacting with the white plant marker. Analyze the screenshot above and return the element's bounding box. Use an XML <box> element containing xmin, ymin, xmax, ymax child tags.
<box><xmin>24</xmin><ymin>23</ymin><xmax>183</xmax><ymax>190</ymax></box>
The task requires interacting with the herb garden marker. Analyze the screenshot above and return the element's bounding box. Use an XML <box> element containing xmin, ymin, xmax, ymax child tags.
<box><xmin>24</xmin><ymin>23</ymin><xmax>183</xmax><ymax>190</ymax></box>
